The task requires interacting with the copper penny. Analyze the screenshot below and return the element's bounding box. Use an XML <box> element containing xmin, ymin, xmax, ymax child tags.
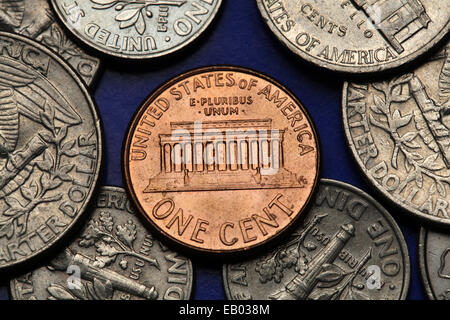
<box><xmin>123</xmin><ymin>66</ymin><xmax>320</xmax><ymax>254</ymax></box>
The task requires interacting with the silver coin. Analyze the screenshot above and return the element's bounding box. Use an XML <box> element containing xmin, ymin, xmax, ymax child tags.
<box><xmin>0</xmin><ymin>0</ymin><xmax>101</xmax><ymax>86</ymax></box>
<box><xmin>49</xmin><ymin>0</ymin><xmax>222</xmax><ymax>59</ymax></box>
<box><xmin>343</xmin><ymin>41</ymin><xmax>450</xmax><ymax>226</ymax></box>
<box><xmin>256</xmin><ymin>0</ymin><xmax>449</xmax><ymax>74</ymax></box>
<box><xmin>9</xmin><ymin>186</ymin><xmax>193</xmax><ymax>300</ymax></box>
<box><xmin>223</xmin><ymin>179</ymin><xmax>410</xmax><ymax>300</ymax></box>
<box><xmin>419</xmin><ymin>227</ymin><xmax>450</xmax><ymax>300</ymax></box>
<box><xmin>0</xmin><ymin>32</ymin><xmax>102</xmax><ymax>271</ymax></box>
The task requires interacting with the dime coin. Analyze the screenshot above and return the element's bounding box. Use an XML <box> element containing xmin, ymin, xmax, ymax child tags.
<box><xmin>0</xmin><ymin>32</ymin><xmax>102</xmax><ymax>271</ymax></box>
<box><xmin>0</xmin><ymin>0</ymin><xmax>101</xmax><ymax>86</ymax></box>
<box><xmin>223</xmin><ymin>179</ymin><xmax>410</xmax><ymax>300</ymax></box>
<box><xmin>10</xmin><ymin>186</ymin><xmax>193</xmax><ymax>300</ymax></box>
<box><xmin>50</xmin><ymin>0</ymin><xmax>222</xmax><ymax>59</ymax></box>
<box><xmin>123</xmin><ymin>66</ymin><xmax>320</xmax><ymax>254</ymax></box>
<box><xmin>256</xmin><ymin>0</ymin><xmax>450</xmax><ymax>74</ymax></box>
<box><xmin>419</xmin><ymin>227</ymin><xmax>450</xmax><ymax>300</ymax></box>
<box><xmin>343</xmin><ymin>41</ymin><xmax>450</xmax><ymax>226</ymax></box>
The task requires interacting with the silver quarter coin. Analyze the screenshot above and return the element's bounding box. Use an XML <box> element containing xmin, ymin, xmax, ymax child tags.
<box><xmin>419</xmin><ymin>227</ymin><xmax>450</xmax><ymax>300</ymax></box>
<box><xmin>0</xmin><ymin>0</ymin><xmax>101</xmax><ymax>86</ymax></box>
<box><xmin>10</xmin><ymin>186</ymin><xmax>193</xmax><ymax>300</ymax></box>
<box><xmin>256</xmin><ymin>0</ymin><xmax>449</xmax><ymax>73</ymax></box>
<box><xmin>0</xmin><ymin>32</ymin><xmax>102</xmax><ymax>271</ymax></box>
<box><xmin>223</xmin><ymin>179</ymin><xmax>410</xmax><ymax>300</ymax></box>
<box><xmin>343</xmin><ymin>41</ymin><xmax>450</xmax><ymax>226</ymax></box>
<box><xmin>49</xmin><ymin>0</ymin><xmax>222</xmax><ymax>59</ymax></box>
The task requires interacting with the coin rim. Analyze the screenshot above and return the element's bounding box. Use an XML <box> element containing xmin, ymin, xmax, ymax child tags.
<box><xmin>0</xmin><ymin>31</ymin><xmax>104</xmax><ymax>272</ymax></box>
<box><xmin>418</xmin><ymin>227</ymin><xmax>437</xmax><ymax>300</ymax></box>
<box><xmin>342</xmin><ymin>81</ymin><xmax>450</xmax><ymax>227</ymax></box>
<box><xmin>222</xmin><ymin>178</ymin><xmax>411</xmax><ymax>300</ymax></box>
<box><xmin>49</xmin><ymin>0</ymin><xmax>223</xmax><ymax>60</ymax></box>
<box><xmin>256</xmin><ymin>0</ymin><xmax>450</xmax><ymax>74</ymax></box>
<box><xmin>122</xmin><ymin>65</ymin><xmax>321</xmax><ymax>255</ymax></box>
<box><xmin>8</xmin><ymin>185</ymin><xmax>194</xmax><ymax>300</ymax></box>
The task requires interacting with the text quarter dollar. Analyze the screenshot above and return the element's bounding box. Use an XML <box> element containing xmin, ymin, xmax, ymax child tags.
<box><xmin>343</xmin><ymin>41</ymin><xmax>450</xmax><ymax>226</ymax></box>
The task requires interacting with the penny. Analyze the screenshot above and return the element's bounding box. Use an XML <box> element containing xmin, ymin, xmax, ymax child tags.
<box><xmin>0</xmin><ymin>32</ymin><xmax>102</xmax><ymax>271</ymax></box>
<box><xmin>9</xmin><ymin>186</ymin><xmax>193</xmax><ymax>300</ymax></box>
<box><xmin>223</xmin><ymin>179</ymin><xmax>410</xmax><ymax>300</ymax></box>
<box><xmin>343</xmin><ymin>41</ymin><xmax>450</xmax><ymax>226</ymax></box>
<box><xmin>49</xmin><ymin>0</ymin><xmax>222</xmax><ymax>59</ymax></box>
<box><xmin>123</xmin><ymin>66</ymin><xmax>320</xmax><ymax>254</ymax></box>
<box><xmin>419</xmin><ymin>227</ymin><xmax>450</xmax><ymax>300</ymax></box>
<box><xmin>0</xmin><ymin>0</ymin><xmax>101</xmax><ymax>86</ymax></box>
<box><xmin>256</xmin><ymin>0</ymin><xmax>449</xmax><ymax>74</ymax></box>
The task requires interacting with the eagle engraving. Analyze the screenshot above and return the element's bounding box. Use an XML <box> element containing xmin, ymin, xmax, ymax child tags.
<box><xmin>0</xmin><ymin>56</ymin><xmax>81</xmax><ymax>199</ymax></box>
<box><xmin>0</xmin><ymin>0</ymin><xmax>25</xmax><ymax>29</ymax></box>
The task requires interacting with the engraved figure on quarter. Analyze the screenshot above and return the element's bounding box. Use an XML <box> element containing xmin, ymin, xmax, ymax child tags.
<box><xmin>343</xmin><ymin>42</ymin><xmax>450</xmax><ymax>226</ymax></box>
<box><xmin>0</xmin><ymin>58</ymin><xmax>80</xmax><ymax>198</ymax></box>
<box><xmin>410</xmin><ymin>75</ymin><xmax>450</xmax><ymax>167</ymax></box>
<box><xmin>0</xmin><ymin>0</ymin><xmax>24</xmax><ymax>29</ymax></box>
<box><xmin>0</xmin><ymin>60</ymin><xmax>81</xmax><ymax>239</ymax></box>
<box><xmin>0</xmin><ymin>32</ymin><xmax>102</xmax><ymax>271</ymax></box>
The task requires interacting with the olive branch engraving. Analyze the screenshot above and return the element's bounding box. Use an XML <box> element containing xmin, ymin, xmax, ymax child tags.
<box><xmin>368</xmin><ymin>74</ymin><xmax>449</xmax><ymax>197</ymax></box>
<box><xmin>90</xmin><ymin>0</ymin><xmax>187</xmax><ymax>35</ymax></box>
<box><xmin>0</xmin><ymin>102</ymin><xmax>79</xmax><ymax>239</ymax></box>
<box><xmin>78</xmin><ymin>211</ymin><xmax>160</xmax><ymax>269</ymax></box>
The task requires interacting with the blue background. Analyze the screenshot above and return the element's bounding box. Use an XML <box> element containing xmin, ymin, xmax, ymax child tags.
<box><xmin>0</xmin><ymin>0</ymin><xmax>429</xmax><ymax>300</ymax></box>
